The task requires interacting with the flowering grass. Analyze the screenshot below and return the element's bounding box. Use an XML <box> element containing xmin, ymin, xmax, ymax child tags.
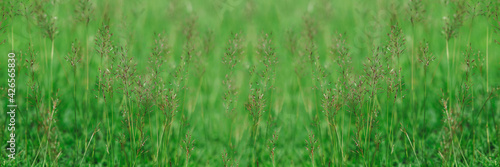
<box><xmin>0</xmin><ymin>0</ymin><xmax>499</xmax><ymax>166</ymax></box>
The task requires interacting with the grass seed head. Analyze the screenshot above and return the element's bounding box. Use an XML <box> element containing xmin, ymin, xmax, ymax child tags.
<box><xmin>95</xmin><ymin>23</ymin><xmax>114</xmax><ymax>60</ymax></box>
<box><xmin>65</xmin><ymin>39</ymin><xmax>82</xmax><ymax>67</ymax></box>
<box><xmin>408</xmin><ymin>0</ymin><xmax>426</xmax><ymax>26</ymax></box>
<box><xmin>442</xmin><ymin>1</ymin><xmax>466</xmax><ymax>41</ymax></box>
<box><xmin>74</xmin><ymin>0</ymin><xmax>94</xmax><ymax>25</ymax></box>
<box><xmin>33</xmin><ymin>1</ymin><xmax>58</xmax><ymax>41</ymax></box>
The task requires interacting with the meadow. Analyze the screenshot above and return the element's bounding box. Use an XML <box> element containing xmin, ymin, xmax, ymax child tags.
<box><xmin>0</xmin><ymin>0</ymin><xmax>499</xmax><ymax>166</ymax></box>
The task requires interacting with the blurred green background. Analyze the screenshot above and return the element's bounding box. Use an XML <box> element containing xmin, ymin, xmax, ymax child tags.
<box><xmin>0</xmin><ymin>0</ymin><xmax>499</xmax><ymax>166</ymax></box>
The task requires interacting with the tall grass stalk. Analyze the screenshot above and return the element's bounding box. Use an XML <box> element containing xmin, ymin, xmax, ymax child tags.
<box><xmin>175</xmin><ymin>17</ymin><xmax>197</xmax><ymax>166</ymax></box>
<box><xmin>222</xmin><ymin>32</ymin><xmax>244</xmax><ymax>150</ymax></box>
<box><xmin>486</xmin><ymin>26</ymin><xmax>489</xmax><ymax>93</ymax></box>
<box><xmin>34</xmin><ymin>0</ymin><xmax>59</xmax><ymax>119</ymax></box>
<box><xmin>80</xmin><ymin>123</ymin><xmax>100</xmax><ymax>165</ymax></box>
<box><xmin>442</xmin><ymin>1</ymin><xmax>465</xmax><ymax>111</ymax></box>
<box><xmin>306</xmin><ymin>133</ymin><xmax>319</xmax><ymax>167</ymax></box>
<box><xmin>331</xmin><ymin>32</ymin><xmax>351</xmax><ymax>165</ymax></box>
<box><xmin>246</xmin><ymin>33</ymin><xmax>277</xmax><ymax>166</ymax></box>
<box><xmin>385</xmin><ymin>23</ymin><xmax>406</xmax><ymax>165</ymax></box>
<box><xmin>65</xmin><ymin>40</ymin><xmax>83</xmax><ymax>164</ymax></box>
<box><xmin>95</xmin><ymin>22</ymin><xmax>115</xmax><ymax>166</ymax></box>
<box><xmin>25</xmin><ymin>43</ymin><xmax>43</xmax><ymax>165</ymax></box>
<box><xmin>267</xmin><ymin>131</ymin><xmax>278</xmax><ymax>167</ymax></box>
<box><xmin>74</xmin><ymin>0</ymin><xmax>94</xmax><ymax>126</ymax></box>
<box><xmin>400</xmin><ymin>123</ymin><xmax>421</xmax><ymax>164</ymax></box>
<box><xmin>182</xmin><ymin>133</ymin><xmax>195</xmax><ymax>167</ymax></box>
<box><xmin>148</xmin><ymin>32</ymin><xmax>169</xmax><ymax>164</ymax></box>
<box><xmin>417</xmin><ymin>40</ymin><xmax>434</xmax><ymax>163</ymax></box>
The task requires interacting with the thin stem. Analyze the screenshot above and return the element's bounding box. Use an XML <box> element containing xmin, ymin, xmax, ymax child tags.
<box><xmin>80</xmin><ymin>126</ymin><xmax>97</xmax><ymax>165</ymax></box>
<box><xmin>50</xmin><ymin>39</ymin><xmax>54</xmax><ymax>111</ymax></box>
<box><xmin>486</xmin><ymin>26</ymin><xmax>489</xmax><ymax>93</ymax></box>
<box><xmin>84</xmin><ymin>22</ymin><xmax>90</xmax><ymax>125</ymax></box>
<box><xmin>73</xmin><ymin>68</ymin><xmax>79</xmax><ymax>164</ymax></box>
<box><xmin>111</xmin><ymin>95</ymin><xmax>115</xmax><ymax>166</ymax></box>
<box><xmin>185</xmin><ymin>154</ymin><xmax>189</xmax><ymax>167</ymax></box>
<box><xmin>311</xmin><ymin>154</ymin><xmax>315</xmax><ymax>167</ymax></box>
<box><xmin>446</xmin><ymin>40</ymin><xmax>450</xmax><ymax>99</ymax></box>
<box><xmin>422</xmin><ymin>67</ymin><xmax>428</xmax><ymax>164</ymax></box>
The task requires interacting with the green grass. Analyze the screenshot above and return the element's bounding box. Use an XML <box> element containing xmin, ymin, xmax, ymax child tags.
<box><xmin>0</xmin><ymin>0</ymin><xmax>499</xmax><ymax>166</ymax></box>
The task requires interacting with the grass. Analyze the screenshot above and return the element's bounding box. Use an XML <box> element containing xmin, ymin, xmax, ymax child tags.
<box><xmin>0</xmin><ymin>0</ymin><xmax>500</xmax><ymax>166</ymax></box>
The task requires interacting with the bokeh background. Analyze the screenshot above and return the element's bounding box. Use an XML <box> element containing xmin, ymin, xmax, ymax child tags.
<box><xmin>0</xmin><ymin>0</ymin><xmax>499</xmax><ymax>166</ymax></box>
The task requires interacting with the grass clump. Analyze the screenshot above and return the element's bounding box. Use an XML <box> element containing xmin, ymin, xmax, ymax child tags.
<box><xmin>3</xmin><ymin>0</ymin><xmax>500</xmax><ymax>166</ymax></box>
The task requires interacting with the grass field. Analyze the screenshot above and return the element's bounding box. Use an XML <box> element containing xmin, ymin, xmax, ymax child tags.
<box><xmin>1</xmin><ymin>0</ymin><xmax>500</xmax><ymax>166</ymax></box>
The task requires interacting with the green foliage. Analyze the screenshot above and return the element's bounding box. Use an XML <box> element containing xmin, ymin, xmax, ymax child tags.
<box><xmin>0</xmin><ymin>0</ymin><xmax>499</xmax><ymax>166</ymax></box>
